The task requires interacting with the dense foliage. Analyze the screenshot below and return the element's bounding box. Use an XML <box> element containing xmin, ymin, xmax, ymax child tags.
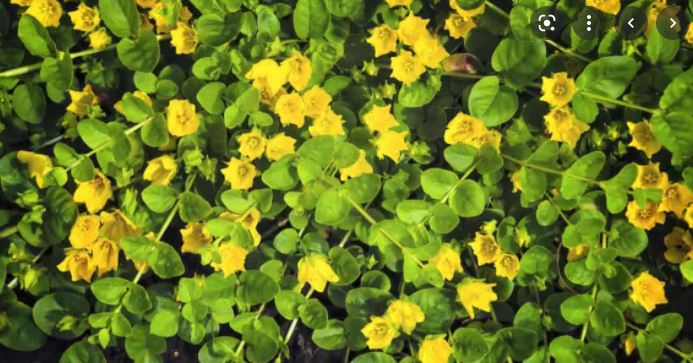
<box><xmin>0</xmin><ymin>0</ymin><xmax>692</xmax><ymax>362</ymax></box>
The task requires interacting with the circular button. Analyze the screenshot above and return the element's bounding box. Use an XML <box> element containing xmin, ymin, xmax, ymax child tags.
<box><xmin>617</xmin><ymin>6</ymin><xmax>648</xmax><ymax>40</ymax></box>
<box><xmin>656</xmin><ymin>6</ymin><xmax>689</xmax><ymax>40</ymax></box>
<box><xmin>530</xmin><ymin>7</ymin><xmax>568</xmax><ymax>39</ymax></box>
<box><xmin>572</xmin><ymin>7</ymin><xmax>601</xmax><ymax>40</ymax></box>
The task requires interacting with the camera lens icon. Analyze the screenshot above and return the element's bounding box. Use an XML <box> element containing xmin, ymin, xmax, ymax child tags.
<box><xmin>538</xmin><ymin>14</ymin><xmax>557</xmax><ymax>32</ymax></box>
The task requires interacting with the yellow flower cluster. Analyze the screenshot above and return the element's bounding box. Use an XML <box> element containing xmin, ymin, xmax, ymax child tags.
<box><xmin>361</xmin><ymin>299</ymin><xmax>424</xmax><ymax>349</ymax></box>
<box><xmin>428</xmin><ymin>244</ymin><xmax>463</xmax><ymax>280</ymax></box>
<box><xmin>58</xmin><ymin>210</ymin><xmax>141</xmax><ymax>282</ymax></box>
<box><xmin>625</xmin><ymin>163</ymin><xmax>693</xmax><ymax>231</ymax></box>
<box><xmin>297</xmin><ymin>254</ymin><xmax>339</xmax><ymax>292</ymax></box>
<box><xmin>67</xmin><ymin>84</ymin><xmax>100</xmax><ymax>118</ymax></box>
<box><xmin>540</xmin><ymin>73</ymin><xmax>589</xmax><ymax>149</ymax></box>
<box><xmin>367</xmin><ymin>12</ymin><xmax>450</xmax><ymax>85</ymax></box>
<box><xmin>586</xmin><ymin>0</ymin><xmax>621</xmax><ymax>15</ymax></box>
<box><xmin>443</xmin><ymin>112</ymin><xmax>502</xmax><ymax>150</ymax></box>
<box><xmin>469</xmin><ymin>232</ymin><xmax>520</xmax><ymax>280</ymax></box>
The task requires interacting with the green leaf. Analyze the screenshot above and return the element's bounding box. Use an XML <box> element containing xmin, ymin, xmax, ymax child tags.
<box><xmin>571</xmin><ymin>92</ymin><xmax>599</xmax><ymax>124</ymax></box>
<box><xmin>99</xmin><ymin>0</ymin><xmax>140</xmax><ymax>38</ymax></box>
<box><xmin>491</xmin><ymin>38</ymin><xmax>546</xmax><ymax>87</ymax></box>
<box><xmin>429</xmin><ymin>203</ymin><xmax>459</xmax><ymax>234</ymax></box>
<box><xmin>497</xmin><ymin>327</ymin><xmax>538</xmax><ymax>361</ymax></box>
<box><xmin>659</xmin><ymin>69</ymin><xmax>692</xmax><ymax>112</ymax></box>
<box><xmin>449</xmin><ymin>180</ymin><xmax>486</xmax><ymax>217</ymax></box>
<box><xmin>421</xmin><ymin>168</ymin><xmax>459</xmax><ymax>200</ymax></box>
<box><xmin>581</xmin><ymin>343</ymin><xmax>616</xmax><ymax>363</ymax></box>
<box><xmin>123</xmin><ymin>283</ymin><xmax>152</xmax><ymax>315</ymax></box>
<box><xmin>124</xmin><ymin>325</ymin><xmax>167</xmax><ymax>362</ymax></box>
<box><xmin>18</xmin><ymin>14</ymin><xmax>56</xmax><ymax>58</ymax></box>
<box><xmin>196</xmin><ymin>13</ymin><xmax>241</xmax><ymax>46</ymax></box>
<box><xmin>298</xmin><ymin>299</ymin><xmax>328</xmax><ymax>329</ymax></box>
<box><xmin>150</xmin><ymin>243</ymin><xmax>185</xmax><ymax>278</ymax></box>
<box><xmin>315</xmin><ymin>187</ymin><xmax>350</xmax><ymax>225</ymax></box>
<box><xmin>681</xmin><ymin>260</ymin><xmax>693</xmax><ymax>282</ymax></box>
<box><xmin>549</xmin><ymin>335</ymin><xmax>582</xmax><ymax>363</ymax></box>
<box><xmin>40</xmin><ymin>52</ymin><xmax>73</xmax><ymax>91</ymax></box>
<box><xmin>645</xmin><ymin>313</ymin><xmax>683</xmax><ymax>343</ymax></box>
<box><xmin>536</xmin><ymin>200</ymin><xmax>558</xmax><ymax>226</ymax></box>
<box><xmin>60</xmin><ymin>341</ymin><xmax>107</xmax><ymax>363</ymax></box>
<box><xmin>312</xmin><ymin>320</ymin><xmax>347</xmax><ymax>350</ymax></box>
<box><xmin>142</xmin><ymin>113</ymin><xmax>170</xmax><ymax>147</ymax></box>
<box><xmin>120</xmin><ymin>92</ymin><xmax>154</xmax><ymax>123</ymax></box>
<box><xmin>560</xmin><ymin>294</ymin><xmax>592</xmax><ymax>325</ymax></box>
<box><xmin>453</xmin><ymin>327</ymin><xmax>489</xmax><ymax>362</ymax></box>
<box><xmin>444</xmin><ymin>143</ymin><xmax>478</xmax><ymax>172</ymax></box>
<box><xmin>608</xmin><ymin>220</ymin><xmax>647</xmax><ymax>258</ymax></box>
<box><xmin>236</xmin><ymin>270</ymin><xmax>279</xmax><ymax>305</ymax></box>
<box><xmin>42</xmin><ymin>186</ymin><xmax>78</xmax><ymax>246</ymax></box>
<box><xmin>0</xmin><ymin>301</ymin><xmax>47</xmax><ymax>351</ymax></box>
<box><xmin>468</xmin><ymin>76</ymin><xmax>518</xmax><ymax>126</ymax></box>
<box><xmin>91</xmin><ymin>277</ymin><xmax>130</xmax><ymax>305</ymax></box>
<box><xmin>329</xmin><ymin>247</ymin><xmax>360</xmax><ymax>285</ymax></box>
<box><xmin>636</xmin><ymin>331</ymin><xmax>664</xmax><ymax>363</ymax></box>
<box><xmin>350</xmin><ymin>352</ymin><xmax>396</xmax><ymax>363</ymax></box>
<box><xmin>398</xmin><ymin>76</ymin><xmax>442</xmax><ymax>108</ymax></box>
<box><xmin>396</xmin><ymin>200</ymin><xmax>430</xmax><ymax>224</ymax></box>
<box><xmin>142</xmin><ymin>185</ymin><xmax>179</xmax><ymax>213</ymax></box>
<box><xmin>197</xmin><ymin>82</ymin><xmax>226</xmax><ymax>114</ymax></box>
<box><xmin>179</xmin><ymin>192</ymin><xmax>212</xmax><ymax>223</ymax></box>
<box><xmin>78</xmin><ymin>119</ymin><xmax>111</xmax><ymax>149</ymax></box>
<box><xmin>256</xmin><ymin>5</ymin><xmax>280</xmax><ymax>37</ymax></box>
<box><xmin>646</xmin><ymin>26</ymin><xmax>679</xmax><ymax>64</ymax></box>
<box><xmin>117</xmin><ymin>29</ymin><xmax>160</xmax><ymax>73</ymax></box>
<box><xmin>345</xmin><ymin>287</ymin><xmax>392</xmax><ymax>320</ymax></box>
<box><xmin>32</xmin><ymin>292</ymin><xmax>89</xmax><ymax>339</ymax></box>
<box><xmin>590</xmin><ymin>301</ymin><xmax>625</xmax><ymax>337</ymax></box>
<box><xmin>576</xmin><ymin>56</ymin><xmax>638</xmax><ymax>98</ymax></box>
<box><xmin>12</xmin><ymin>82</ymin><xmax>46</xmax><ymax>124</ymax></box>
<box><xmin>651</xmin><ymin>112</ymin><xmax>693</xmax><ymax>158</ymax></box>
<box><xmin>294</xmin><ymin>0</ymin><xmax>329</xmax><ymax>39</ymax></box>
<box><xmin>410</xmin><ymin>287</ymin><xmax>456</xmax><ymax>334</ymax></box>
<box><xmin>561</xmin><ymin>151</ymin><xmax>605</xmax><ymax>200</ymax></box>
<box><xmin>274</xmin><ymin>290</ymin><xmax>306</xmax><ymax>319</ymax></box>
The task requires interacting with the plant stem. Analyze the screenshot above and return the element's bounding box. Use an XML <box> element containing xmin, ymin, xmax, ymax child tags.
<box><xmin>0</xmin><ymin>35</ymin><xmax>171</xmax><ymax>79</ymax></box>
<box><xmin>0</xmin><ymin>225</ymin><xmax>18</xmax><ymax>239</ymax></box>
<box><xmin>580</xmin><ymin>91</ymin><xmax>659</xmax><ymax>114</ymax></box>
<box><xmin>544</xmin><ymin>39</ymin><xmax>593</xmax><ymax>63</ymax></box>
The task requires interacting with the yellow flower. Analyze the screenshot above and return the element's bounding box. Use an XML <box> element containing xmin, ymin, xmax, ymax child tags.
<box><xmin>281</xmin><ymin>54</ymin><xmax>312</xmax><ymax>91</ymax></box>
<box><xmin>469</xmin><ymin>232</ymin><xmax>500</xmax><ymax>265</ymax></box>
<box><xmin>444</xmin><ymin>112</ymin><xmax>487</xmax><ymax>145</ymax></box>
<box><xmin>390</xmin><ymin>51</ymin><xmax>426</xmax><ymax>85</ymax></box>
<box><xmin>220</xmin><ymin>208</ymin><xmax>261</xmax><ymax>230</ymax></box>
<box><xmin>449</xmin><ymin>0</ymin><xmax>485</xmax><ymax>17</ymax></box>
<box><xmin>302</xmin><ymin>86</ymin><xmax>332</xmax><ymax>118</ymax></box>
<box><xmin>99</xmin><ymin>210</ymin><xmax>141</xmax><ymax>242</ymax></box>
<box><xmin>664</xmin><ymin>227</ymin><xmax>693</xmax><ymax>264</ymax></box>
<box><xmin>510</xmin><ymin>170</ymin><xmax>522</xmax><ymax>193</ymax></box>
<box><xmin>384</xmin><ymin>299</ymin><xmax>425</xmax><ymax>334</ymax></box>
<box><xmin>363</xmin><ymin>105</ymin><xmax>398</xmax><ymax>134</ymax></box>
<box><xmin>137</xmin><ymin>0</ymin><xmax>157</xmax><ymax>9</ymax></box>
<box><xmin>26</xmin><ymin>0</ymin><xmax>62</xmax><ymax>28</ymax></box>
<box><xmin>567</xmin><ymin>245</ymin><xmax>589</xmax><ymax>261</ymax></box>
<box><xmin>297</xmin><ymin>254</ymin><xmax>339</xmax><ymax>292</ymax></box>
<box><xmin>376</xmin><ymin>130</ymin><xmax>408</xmax><ymax>163</ymax></box>
<box><xmin>445</xmin><ymin>14</ymin><xmax>476</xmax><ymax>39</ymax></box>
<box><xmin>170</xmin><ymin>22</ymin><xmax>198</xmax><ymax>54</ymax></box>
<box><xmin>339</xmin><ymin>150</ymin><xmax>373</xmax><ymax>181</ymax></box>
<box><xmin>627</xmin><ymin>121</ymin><xmax>661</xmax><ymax>158</ymax></box>
<box><xmin>143</xmin><ymin>154</ymin><xmax>177</xmax><ymax>186</ymax></box>
<box><xmin>309</xmin><ymin>108</ymin><xmax>345</xmax><ymax>137</ymax></box>
<box><xmin>414</xmin><ymin>33</ymin><xmax>449</xmax><ymax>68</ymax></box>
<box><xmin>398</xmin><ymin>14</ymin><xmax>430</xmax><ymax>46</ymax></box>
<box><xmin>540</xmin><ymin>72</ymin><xmax>577</xmax><ymax>107</ymax></box>
<box><xmin>660</xmin><ymin>183</ymin><xmax>693</xmax><ymax>218</ymax></box>
<box><xmin>246</xmin><ymin>59</ymin><xmax>287</xmax><ymax>98</ymax></box>
<box><xmin>386</xmin><ymin>0</ymin><xmax>412</xmax><ymax>7</ymax></box>
<box><xmin>625</xmin><ymin>201</ymin><xmax>665</xmax><ymax>231</ymax></box>
<box><xmin>91</xmin><ymin>238</ymin><xmax>119</xmax><ymax>277</ymax></box>
<box><xmin>367</xmin><ymin>24</ymin><xmax>398</xmax><ymax>57</ymax></box>
<box><xmin>222</xmin><ymin>158</ymin><xmax>257</xmax><ymax>190</ymax></box>
<box><xmin>275</xmin><ymin>93</ymin><xmax>306</xmax><ymax>127</ymax></box>
<box><xmin>586</xmin><ymin>0</ymin><xmax>620</xmax><ymax>15</ymax></box>
<box><xmin>632</xmin><ymin>163</ymin><xmax>668</xmax><ymax>190</ymax></box>
<box><xmin>361</xmin><ymin>316</ymin><xmax>398</xmax><ymax>350</ymax></box>
<box><xmin>494</xmin><ymin>253</ymin><xmax>520</xmax><ymax>280</ymax></box>
<box><xmin>624</xmin><ymin>332</ymin><xmax>636</xmax><ymax>356</ymax></box>
<box><xmin>74</xmin><ymin>170</ymin><xmax>112</xmax><ymax>214</ymax></box>
<box><xmin>10</xmin><ymin>0</ymin><xmax>32</xmax><ymax>7</ymax></box>
<box><xmin>148</xmin><ymin>2</ymin><xmax>191</xmax><ymax>33</ymax></box>
<box><xmin>237</xmin><ymin>130</ymin><xmax>267</xmax><ymax>160</ymax></box>
<box><xmin>468</xmin><ymin>130</ymin><xmax>502</xmax><ymax>150</ymax></box>
<box><xmin>67</xmin><ymin>84</ymin><xmax>99</xmax><ymax>118</ymax></box>
<box><xmin>69</xmin><ymin>3</ymin><xmax>100</xmax><ymax>32</ymax></box>
<box><xmin>57</xmin><ymin>250</ymin><xmax>95</xmax><ymax>282</ymax></box>
<box><xmin>69</xmin><ymin>215</ymin><xmax>100</xmax><ymax>249</ymax></box>
<box><xmin>630</xmin><ymin>271</ymin><xmax>667</xmax><ymax>312</ymax></box>
<box><xmin>456</xmin><ymin>279</ymin><xmax>498</xmax><ymax>319</ymax></box>
<box><xmin>429</xmin><ymin>244</ymin><xmax>462</xmax><ymax>280</ymax></box>
<box><xmin>89</xmin><ymin>29</ymin><xmax>112</xmax><ymax>49</ymax></box>
<box><xmin>180</xmin><ymin>223</ymin><xmax>212</xmax><ymax>253</ymax></box>
<box><xmin>419</xmin><ymin>337</ymin><xmax>452</xmax><ymax>363</ymax></box>
<box><xmin>686</xmin><ymin>24</ymin><xmax>693</xmax><ymax>45</ymax></box>
<box><xmin>544</xmin><ymin>106</ymin><xmax>589</xmax><ymax>149</ymax></box>
<box><xmin>686</xmin><ymin>206</ymin><xmax>693</xmax><ymax>229</ymax></box>
<box><xmin>167</xmin><ymin>99</ymin><xmax>199</xmax><ymax>137</ymax></box>
<box><xmin>16</xmin><ymin>150</ymin><xmax>53</xmax><ymax>189</ymax></box>
<box><xmin>265</xmin><ymin>133</ymin><xmax>296</xmax><ymax>161</ymax></box>
<box><xmin>211</xmin><ymin>243</ymin><xmax>248</xmax><ymax>276</ymax></box>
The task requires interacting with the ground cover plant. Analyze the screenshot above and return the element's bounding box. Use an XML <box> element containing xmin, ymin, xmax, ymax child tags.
<box><xmin>0</xmin><ymin>0</ymin><xmax>692</xmax><ymax>362</ymax></box>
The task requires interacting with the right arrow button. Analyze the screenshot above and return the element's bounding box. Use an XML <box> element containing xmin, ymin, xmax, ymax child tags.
<box><xmin>656</xmin><ymin>6</ymin><xmax>689</xmax><ymax>40</ymax></box>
